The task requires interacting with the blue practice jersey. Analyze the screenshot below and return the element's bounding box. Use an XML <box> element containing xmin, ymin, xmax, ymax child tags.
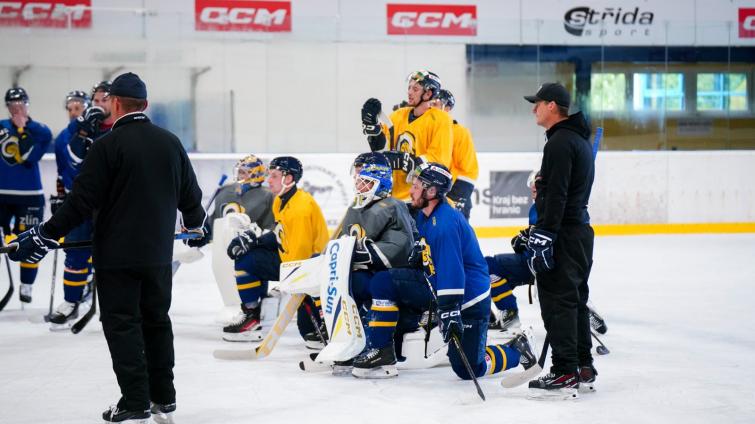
<box><xmin>529</xmin><ymin>203</ymin><xmax>537</xmax><ymax>226</ymax></box>
<box><xmin>0</xmin><ymin>118</ymin><xmax>52</xmax><ymax>205</ymax></box>
<box><xmin>415</xmin><ymin>200</ymin><xmax>489</xmax><ymax>310</ymax></box>
<box><xmin>55</xmin><ymin>119</ymin><xmax>111</xmax><ymax>190</ymax></box>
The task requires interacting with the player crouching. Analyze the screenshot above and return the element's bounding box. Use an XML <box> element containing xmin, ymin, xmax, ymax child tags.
<box><xmin>352</xmin><ymin>163</ymin><xmax>538</xmax><ymax>382</ymax></box>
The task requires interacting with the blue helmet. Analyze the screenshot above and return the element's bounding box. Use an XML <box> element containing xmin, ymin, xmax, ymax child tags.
<box><xmin>65</xmin><ymin>90</ymin><xmax>91</xmax><ymax>109</ymax></box>
<box><xmin>438</xmin><ymin>89</ymin><xmax>455</xmax><ymax>110</ymax></box>
<box><xmin>413</xmin><ymin>162</ymin><xmax>452</xmax><ymax>198</ymax></box>
<box><xmin>407</xmin><ymin>70</ymin><xmax>442</xmax><ymax>100</ymax></box>
<box><xmin>352</xmin><ymin>152</ymin><xmax>392</xmax><ymax>209</ymax></box>
<box><xmin>269</xmin><ymin>156</ymin><xmax>303</xmax><ymax>183</ymax></box>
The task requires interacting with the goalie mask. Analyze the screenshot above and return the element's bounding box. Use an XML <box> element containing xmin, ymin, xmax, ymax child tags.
<box><xmin>351</xmin><ymin>152</ymin><xmax>392</xmax><ymax>209</ymax></box>
<box><xmin>234</xmin><ymin>154</ymin><xmax>266</xmax><ymax>193</ymax></box>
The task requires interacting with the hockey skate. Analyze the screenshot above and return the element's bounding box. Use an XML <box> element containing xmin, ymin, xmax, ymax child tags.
<box><xmin>19</xmin><ymin>283</ymin><xmax>32</xmax><ymax>304</ymax></box>
<box><xmin>588</xmin><ymin>303</ymin><xmax>607</xmax><ymax>334</ymax></box>
<box><xmin>578</xmin><ymin>364</ymin><xmax>598</xmax><ymax>393</ymax></box>
<box><xmin>488</xmin><ymin>308</ymin><xmax>522</xmax><ymax>344</ymax></box>
<box><xmin>101</xmin><ymin>404</ymin><xmax>150</xmax><ymax>423</ymax></box>
<box><xmin>150</xmin><ymin>402</ymin><xmax>176</xmax><ymax>424</ymax></box>
<box><xmin>351</xmin><ymin>343</ymin><xmax>398</xmax><ymax>379</ymax></box>
<box><xmin>222</xmin><ymin>304</ymin><xmax>263</xmax><ymax>342</ymax></box>
<box><xmin>499</xmin><ymin>327</ymin><xmax>542</xmax><ymax>389</ymax></box>
<box><xmin>303</xmin><ymin>320</ymin><xmax>328</xmax><ymax>350</ymax></box>
<box><xmin>48</xmin><ymin>301</ymin><xmax>79</xmax><ymax>331</ymax></box>
<box><xmin>528</xmin><ymin>372</ymin><xmax>580</xmax><ymax>400</ymax></box>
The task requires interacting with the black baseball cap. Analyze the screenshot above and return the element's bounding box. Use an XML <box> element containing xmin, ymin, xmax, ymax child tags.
<box><xmin>109</xmin><ymin>72</ymin><xmax>147</xmax><ymax>99</ymax></box>
<box><xmin>524</xmin><ymin>82</ymin><xmax>570</xmax><ymax>108</ymax></box>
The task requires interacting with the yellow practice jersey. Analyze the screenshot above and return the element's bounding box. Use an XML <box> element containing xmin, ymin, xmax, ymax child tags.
<box><xmin>451</xmin><ymin>120</ymin><xmax>479</xmax><ymax>184</ymax></box>
<box><xmin>383</xmin><ymin>107</ymin><xmax>453</xmax><ymax>200</ymax></box>
<box><xmin>272</xmin><ymin>189</ymin><xmax>329</xmax><ymax>262</ymax></box>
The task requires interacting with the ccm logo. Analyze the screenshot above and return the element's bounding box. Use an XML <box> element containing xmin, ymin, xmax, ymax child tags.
<box><xmin>0</xmin><ymin>0</ymin><xmax>91</xmax><ymax>28</ymax></box>
<box><xmin>195</xmin><ymin>0</ymin><xmax>291</xmax><ymax>32</ymax></box>
<box><xmin>740</xmin><ymin>8</ymin><xmax>755</xmax><ymax>38</ymax></box>
<box><xmin>387</xmin><ymin>3</ymin><xmax>476</xmax><ymax>36</ymax></box>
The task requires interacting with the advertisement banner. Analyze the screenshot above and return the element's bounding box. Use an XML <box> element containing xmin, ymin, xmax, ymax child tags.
<box><xmin>195</xmin><ymin>0</ymin><xmax>292</xmax><ymax>32</ymax></box>
<box><xmin>488</xmin><ymin>171</ymin><xmax>533</xmax><ymax>219</ymax></box>
<box><xmin>0</xmin><ymin>0</ymin><xmax>91</xmax><ymax>28</ymax></box>
<box><xmin>740</xmin><ymin>8</ymin><xmax>755</xmax><ymax>38</ymax></box>
<box><xmin>386</xmin><ymin>3</ymin><xmax>477</xmax><ymax>36</ymax></box>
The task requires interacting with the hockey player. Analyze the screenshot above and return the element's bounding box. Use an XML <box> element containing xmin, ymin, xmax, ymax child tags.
<box><xmin>0</xmin><ymin>87</ymin><xmax>52</xmax><ymax>303</ymax></box>
<box><xmin>47</xmin><ymin>82</ymin><xmax>114</xmax><ymax>326</ymax></box>
<box><xmin>435</xmin><ymin>89</ymin><xmax>478</xmax><ymax>219</ymax></box>
<box><xmin>224</xmin><ymin>156</ymin><xmax>328</xmax><ymax>343</ymax></box>
<box><xmin>352</xmin><ymin>163</ymin><xmax>537</xmax><ymax>381</ymax></box>
<box><xmin>361</xmin><ymin>70</ymin><xmax>453</xmax><ymax>201</ymax></box>
<box><xmin>209</xmin><ymin>154</ymin><xmax>274</xmax><ymax>230</ymax></box>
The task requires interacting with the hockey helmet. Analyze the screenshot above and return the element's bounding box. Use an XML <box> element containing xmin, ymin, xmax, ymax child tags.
<box><xmin>412</xmin><ymin>162</ymin><xmax>452</xmax><ymax>198</ymax></box>
<box><xmin>269</xmin><ymin>156</ymin><xmax>303</xmax><ymax>183</ymax></box>
<box><xmin>91</xmin><ymin>80</ymin><xmax>112</xmax><ymax>97</ymax></box>
<box><xmin>407</xmin><ymin>70</ymin><xmax>442</xmax><ymax>100</ymax></box>
<box><xmin>65</xmin><ymin>90</ymin><xmax>91</xmax><ymax>109</ymax></box>
<box><xmin>5</xmin><ymin>87</ymin><xmax>29</xmax><ymax>105</ymax></box>
<box><xmin>352</xmin><ymin>152</ymin><xmax>392</xmax><ymax>209</ymax></box>
<box><xmin>234</xmin><ymin>154</ymin><xmax>266</xmax><ymax>187</ymax></box>
<box><xmin>438</xmin><ymin>89</ymin><xmax>456</xmax><ymax>110</ymax></box>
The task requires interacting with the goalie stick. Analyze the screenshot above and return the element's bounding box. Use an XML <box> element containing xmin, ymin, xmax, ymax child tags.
<box><xmin>213</xmin><ymin>213</ymin><xmax>347</xmax><ymax>361</ymax></box>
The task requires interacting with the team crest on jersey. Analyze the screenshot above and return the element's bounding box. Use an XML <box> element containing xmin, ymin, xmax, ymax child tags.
<box><xmin>395</xmin><ymin>131</ymin><xmax>416</xmax><ymax>155</ymax></box>
<box><xmin>419</xmin><ymin>237</ymin><xmax>435</xmax><ymax>276</ymax></box>
<box><xmin>221</xmin><ymin>202</ymin><xmax>246</xmax><ymax>216</ymax></box>
<box><xmin>348</xmin><ymin>224</ymin><xmax>366</xmax><ymax>239</ymax></box>
<box><xmin>274</xmin><ymin>221</ymin><xmax>287</xmax><ymax>255</ymax></box>
<box><xmin>1</xmin><ymin>135</ymin><xmax>25</xmax><ymax>166</ymax></box>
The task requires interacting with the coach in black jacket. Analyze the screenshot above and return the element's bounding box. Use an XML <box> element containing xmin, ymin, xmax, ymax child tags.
<box><xmin>9</xmin><ymin>72</ymin><xmax>207</xmax><ymax>422</ymax></box>
<box><xmin>523</xmin><ymin>82</ymin><xmax>596</xmax><ymax>395</ymax></box>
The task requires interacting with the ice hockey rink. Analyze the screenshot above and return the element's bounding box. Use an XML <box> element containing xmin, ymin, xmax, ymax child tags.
<box><xmin>2</xmin><ymin>234</ymin><xmax>754</xmax><ymax>424</ymax></box>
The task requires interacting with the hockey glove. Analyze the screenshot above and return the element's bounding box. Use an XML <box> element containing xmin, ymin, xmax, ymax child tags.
<box><xmin>361</xmin><ymin>98</ymin><xmax>382</xmax><ymax>137</ymax></box>
<box><xmin>226</xmin><ymin>230</ymin><xmax>259</xmax><ymax>260</ymax></box>
<box><xmin>77</xmin><ymin>106</ymin><xmax>105</xmax><ymax>137</ymax></box>
<box><xmin>383</xmin><ymin>151</ymin><xmax>420</xmax><ymax>175</ymax></box>
<box><xmin>446</xmin><ymin>179</ymin><xmax>474</xmax><ymax>211</ymax></box>
<box><xmin>185</xmin><ymin>219</ymin><xmax>211</xmax><ymax>248</ymax></box>
<box><xmin>7</xmin><ymin>224</ymin><xmax>58</xmax><ymax>264</ymax></box>
<box><xmin>438</xmin><ymin>303</ymin><xmax>464</xmax><ymax>343</ymax></box>
<box><xmin>50</xmin><ymin>195</ymin><xmax>65</xmax><ymax>215</ymax></box>
<box><xmin>526</xmin><ymin>228</ymin><xmax>557</xmax><ymax>274</ymax></box>
<box><xmin>352</xmin><ymin>237</ymin><xmax>375</xmax><ymax>267</ymax></box>
<box><xmin>511</xmin><ymin>227</ymin><xmax>530</xmax><ymax>255</ymax></box>
<box><xmin>407</xmin><ymin>239</ymin><xmax>424</xmax><ymax>269</ymax></box>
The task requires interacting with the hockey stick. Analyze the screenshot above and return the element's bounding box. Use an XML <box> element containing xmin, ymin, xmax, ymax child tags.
<box><xmin>0</xmin><ymin>232</ymin><xmax>201</xmax><ymax>254</ymax></box>
<box><xmin>303</xmin><ymin>298</ymin><xmax>328</xmax><ymax>346</ymax></box>
<box><xmin>0</xmin><ymin>229</ymin><xmax>15</xmax><ymax>312</ymax></box>
<box><xmin>591</xmin><ymin>330</ymin><xmax>610</xmax><ymax>355</ymax></box>
<box><xmin>500</xmin><ymin>333</ymin><xmax>549</xmax><ymax>389</ymax></box>
<box><xmin>421</xmin><ymin>273</ymin><xmax>485</xmax><ymax>402</ymax></box>
<box><xmin>71</xmin><ymin>277</ymin><xmax>96</xmax><ymax>334</ymax></box>
<box><xmin>43</xmin><ymin>249</ymin><xmax>59</xmax><ymax>322</ymax></box>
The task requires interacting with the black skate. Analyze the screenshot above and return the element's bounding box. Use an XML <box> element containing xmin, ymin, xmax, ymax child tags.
<box><xmin>49</xmin><ymin>301</ymin><xmax>80</xmax><ymax>331</ymax></box>
<box><xmin>19</xmin><ymin>283</ymin><xmax>32</xmax><ymax>303</ymax></box>
<box><xmin>351</xmin><ymin>343</ymin><xmax>398</xmax><ymax>379</ymax></box>
<box><xmin>505</xmin><ymin>330</ymin><xmax>537</xmax><ymax>370</ymax></box>
<box><xmin>528</xmin><ymin>372</ymin><xmax>580</xmax><ymax>400</ymax></box>
<box><xmin>303</xmin><ymin>321</ymin><xmax>329</xmax><ymax>350</ymax></box>
<box><xmin>102</xmin><ymin>404</ymin><xmax>150</xmax><ymax>423</ymax></box>
<box><xmin>588</xmin><ymin>304</ymin><xmax>607</xmax><ymax>334</ymax></box>
<box><xmin>222</xmin><ymin>303</ymin><xmax>262</xmax><ymax>342</ymax></box>
<box><xmin>578</xmin><ymin>364</ymin><xmax>598</xmax><ymax>393</ymax></box>
<box><xmin>150</xmin><ymin>402</ymin><xmax>176</xmax><ymax>424</ymax></box>
<box><xmin>498</xmin><ymin>308</ymin><xmax>521</xmax><ymax>334</ymax></box>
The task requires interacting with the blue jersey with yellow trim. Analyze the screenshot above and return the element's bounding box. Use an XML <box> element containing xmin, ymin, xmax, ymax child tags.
<box><xmin>0</xmin><ymin>118</ymin><xmax>52</xmax><ymax>205</ymax></box>
<box><xmin>415</xmin><ymin>200</ymin><xmax>489</xmax><ymax>309</ymax></box>
<box><xmin>54</xmin><ymin>120</ymin><xmax>78</xmax><ymax>191</ymax></box>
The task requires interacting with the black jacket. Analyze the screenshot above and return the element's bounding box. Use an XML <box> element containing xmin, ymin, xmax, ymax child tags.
<box><xmin>44</xmin><ymin>112</ymin><xmax>205</xmax><ymax>269</ymax></box>
<box><xmin>535</xmin><ymin>112</ymin><xmax>594</xmax><ymax>233</ymax></box>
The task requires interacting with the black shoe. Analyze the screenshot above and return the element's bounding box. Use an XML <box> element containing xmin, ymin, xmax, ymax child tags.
<box><xmin>351</xmin><ymin>344</ymin><xmax>398</xmax><ymax>379</ymax></box>
<box><xmin>529</xmin><ymin>372</ymin><xmax>579</xmax><ymax>389</ymax></box>
<box><xmin>505</xmin><ymin>331</ymin><xmax>537</xmax><ymax>370</ymax></box>
<box><xmin>588</xmin><ymin>305</ymin><xmax>607</xmax><ymax>334</ymax></box>
<box><xmin>578</xmin><ymin>364</ymin><xmax>598</xmax><ymax>393</ymax></box>
<box><xmin>150</xmin><ymin>402</ymin><xmax>176</xmax><ymax>424</ymax></box>
<box><xmin>102</xmin><ymin>405</ymin><xmax>150</xmax><ymax>423</ymax></box>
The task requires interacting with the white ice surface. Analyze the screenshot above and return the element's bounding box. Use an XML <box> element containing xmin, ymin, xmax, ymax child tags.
<box><xmin>2</xmin><ymin>234</ymin><xmax>755</xmax><ymax>424</ymax></box>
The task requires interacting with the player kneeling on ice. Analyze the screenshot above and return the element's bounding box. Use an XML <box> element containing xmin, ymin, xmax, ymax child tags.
<box><xmin>352</xmin><ymin>163</ymin><xmax>537</xmax><ymax>381</ymax></box>
<box><xmin>224</xmin><ymin>156</ymin><xmax>328</xmax><ymax>344</ymax></box>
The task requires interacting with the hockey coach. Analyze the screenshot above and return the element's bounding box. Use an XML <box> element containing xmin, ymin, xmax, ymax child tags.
<box><xmin>8</xmin><ymin>72</ymin><xmax>208</xmax><ymax>422</ymax></box>
<box><xmin>523</xmin><ymin>82</ymin><xmax>596</xmax><ymax>395</ymax></box>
